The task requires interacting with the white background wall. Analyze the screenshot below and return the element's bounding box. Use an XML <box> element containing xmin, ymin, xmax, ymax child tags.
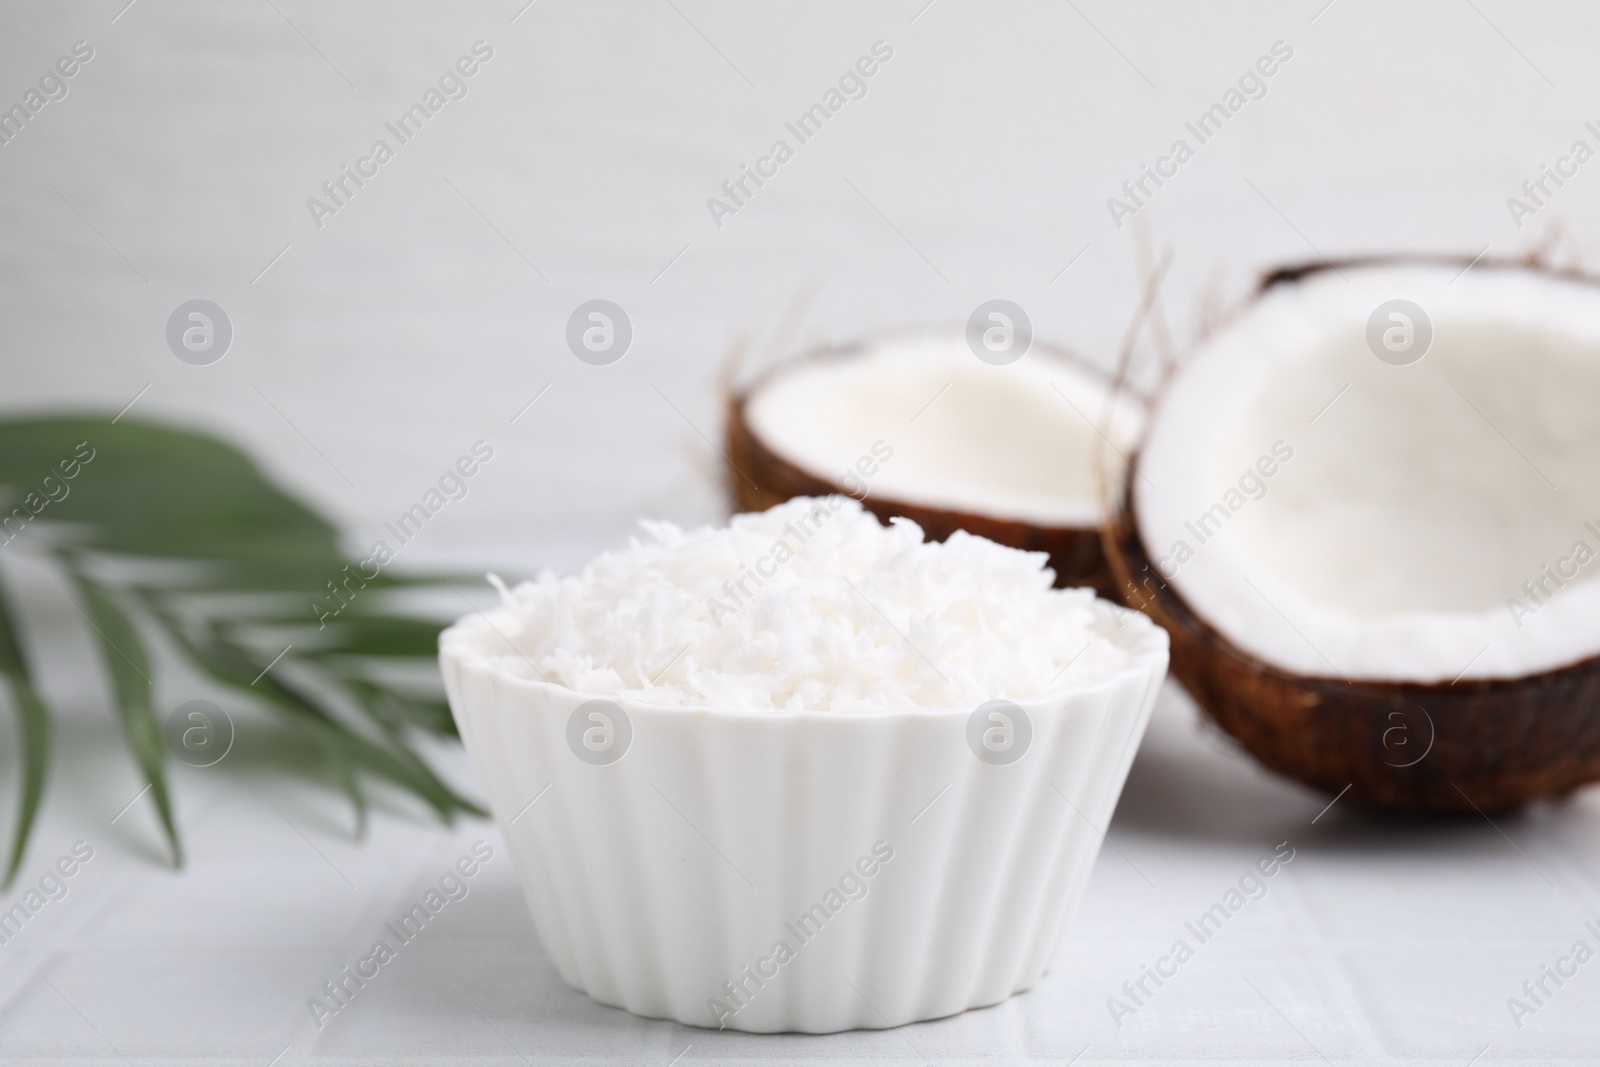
<box><xmin>3</xmin><ymin>0</ymin><xmax>1596</xmax><ymax>574</ymax></box>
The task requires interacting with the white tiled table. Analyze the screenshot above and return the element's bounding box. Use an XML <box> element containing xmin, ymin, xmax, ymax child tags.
<box><xmin>3</xmin><ymin>674</ymin><xmax>1598</xmax><ymax>1065</ymax></box>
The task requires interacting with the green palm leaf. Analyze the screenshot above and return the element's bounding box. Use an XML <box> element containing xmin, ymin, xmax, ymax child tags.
<box><xmin>0</xmin><ymin>415</ymin><xmax>486</xmax><ymax>886</ymax></box>
<box><xmin>0</xmin><ymin>567</ymin><xmax>49</xmax><ymax>887</ymax></box>
<box><xmin>71</xmin><ymin>572</ymin><xmax>181</xmax><ymax>867</ymax></box>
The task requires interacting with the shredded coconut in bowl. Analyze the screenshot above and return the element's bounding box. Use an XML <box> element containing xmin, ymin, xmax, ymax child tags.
<box><xmin>468</xmin><ymin>497</ymin><xmax>1151</xmax><ymax>712</ymax></box>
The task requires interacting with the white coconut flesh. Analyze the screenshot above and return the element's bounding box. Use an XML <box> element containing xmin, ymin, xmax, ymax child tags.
<box><xmin>1136</xmin><ymin>264</ymin><xmax>1600</xmax><ymax>684</ymax></box>
<box><xmin>744</xmin><ymin>332</ymin><xmax>1143</xmax><ymax>528</ymax></box>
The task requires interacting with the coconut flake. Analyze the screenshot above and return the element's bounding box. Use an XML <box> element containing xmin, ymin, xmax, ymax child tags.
<box><xmin>468</xmin><ymin>497</ymin><xmax>1144</xmax><ymax>711</ymax></box>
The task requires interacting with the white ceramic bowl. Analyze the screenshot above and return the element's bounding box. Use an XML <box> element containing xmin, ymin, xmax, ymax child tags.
<box><xmin>440</xmin><ymin>599</ymin><xmax>1167</xmax><ymax>1033</ymax></box>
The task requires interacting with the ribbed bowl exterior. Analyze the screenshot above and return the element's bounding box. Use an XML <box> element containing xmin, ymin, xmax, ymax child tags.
<box><xmin>441</xmin><ymin>607</ymin><xmax>1167</xmax><ymax>1033</ymax></box>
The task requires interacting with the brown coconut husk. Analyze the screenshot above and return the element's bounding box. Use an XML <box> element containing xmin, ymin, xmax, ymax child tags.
<box><xmin>1099</xmin><ymin>252</ymin><xmax>1600</xmax><ymax>814</ymax></box>
<box><xmin>723</xmin><ymin>332</ymin><xmax>1141</xmax><ymax>598</ymax></box>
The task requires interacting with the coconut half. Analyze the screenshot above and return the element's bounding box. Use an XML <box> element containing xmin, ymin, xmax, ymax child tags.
<box><xmin>1115</xmin><ymin>258</ymin><xmax>1600</xmax><ymax>812</ymax></box>
<box><xmin>726</xmin><ymin>330</ymin><xmax>1144</xmax><ymax>594</ymax></box>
